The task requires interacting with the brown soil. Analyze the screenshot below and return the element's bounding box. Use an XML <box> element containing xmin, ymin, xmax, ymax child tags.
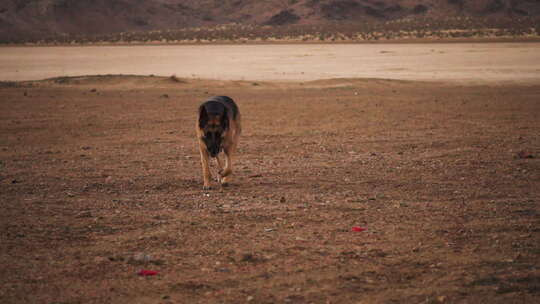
<box><xmin>1</xmin><ymin>75</ymin><xmax>539</xmax><ymax>303</ymax></box>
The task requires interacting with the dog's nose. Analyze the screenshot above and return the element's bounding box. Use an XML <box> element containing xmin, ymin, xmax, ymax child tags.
<box><xmin>209</xmin><ymin>146</ymin><xmax>219</xmax><ymax>157</ymax></box>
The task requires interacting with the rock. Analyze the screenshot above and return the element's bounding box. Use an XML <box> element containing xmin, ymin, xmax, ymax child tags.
<box><xmin>240</xmin><ymin>253</ymin><xmax>256</xmax><ymax>262</ymax></box>
<box><xmin>437</xmin><ymin>295</ymin><xmax>447</xmax><ymax>302</ymax></box>
<box><xmin>128</xmin><ymin>253</ymin><xmax>163</xmax><ymax>265</ymax></box>
<box><xmin>108</xmin><ymin>255</ymin><xmax>125</xmax><ymax>262</ymax></box>
<box><xmin>76</xmin><ymin>210</ymin><xmax>92</xmax><ymax>218</ymax></box>
<box><xmin>94</xmin><ymin>256</ymin><xmax>107</xmax><ymax>263</ymax></box>
<box><xmin>517</xmin><ymin>150</ymin><xmax>534</xmax><ymax>159</ymax></box>
<box><xmin>128</xmin><ymin>253</ymin><xmax>165</xmax><ymax>265</ymax></box>
<box><xmin>395</xmin><ymin>202</ymin><xmax>408</xmax><ymax>208</ymax></box>
<box><xmin>216</xmin><ymin>268</ymin><xmax>231</xmax><ymax>273</ymax></box>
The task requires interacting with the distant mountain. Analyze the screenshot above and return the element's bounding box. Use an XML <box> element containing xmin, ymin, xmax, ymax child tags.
<box><xmin>1</xmin><ymin>0</ymin><xmax>540</xmax><ymax>42</ymax></box>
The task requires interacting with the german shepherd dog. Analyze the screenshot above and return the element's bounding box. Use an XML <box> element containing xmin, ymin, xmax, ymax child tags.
<box><xmin>196</xmin><ymin>96</ymin><xmax>241</xmax><ymax>189</ymax></box>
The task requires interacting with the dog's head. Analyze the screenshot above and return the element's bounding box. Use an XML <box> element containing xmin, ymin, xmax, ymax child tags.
<box><xmin>199</xmin><ymin>101</ymin><xmax>229</xmax><ymax>157</ymax></box>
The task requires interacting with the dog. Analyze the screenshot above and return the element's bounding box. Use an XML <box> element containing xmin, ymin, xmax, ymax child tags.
<box><xmin>196</xmin><ymin>96</ymin><xmax>241</xmax><ymax>189</ymax></box>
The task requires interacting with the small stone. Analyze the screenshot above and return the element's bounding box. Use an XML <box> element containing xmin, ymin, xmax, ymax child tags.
<box><xmin>94</xmin><ymin>256</ymin><xmax>107</xmax><ymax>263</ymax></box>
<box><xmin>108</xmin><ymin>255</ymin><xmax>125</xmax><ymax>262</ymax></box>
<box><xmin>395</xmin><ymin>202</ymin><xmax>408</xmax><ymax>208</ymax></box>
<box><xmin>516</xmin><ymin>151</ymin><xmax>534</xmax><ymax>159</ymax></box>
<box><xmin>437</xmin><ymin>295</ymin><xmax>447</xmax><ymax>302</ymax></box>
<box><xmin>128</xmin><ymin>253</ymin><xmax>158</xmax><ymax>265</ymax></box>
<box><xmin>241</xmin><ymin>253</ymin><xmax>256</xmax><ymax>262</ymax></box>
<box><xmin>76</xmin><ymin>211</ymin><xmax>92</xmax><ymax>218</ymax></box>
<box><xmin>216</xmin><ymin>267</ymin><xmax>230</xmax><ymax>273</ymax></box>
<box><xmin>247</xmin><ymin>296</ymin><xmax>254</xmax><ymax>302</ymax></box>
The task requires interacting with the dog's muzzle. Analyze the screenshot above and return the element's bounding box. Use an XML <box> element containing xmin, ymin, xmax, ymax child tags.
<box><xmin>203</xmin><ymin>131</ymin><xmax>222</xmax><ymax>158</ymax></box>
<box><xmin>207</xmin><ymin>144</ymin><xmax>221</xmax><ymax>158</ymax></box>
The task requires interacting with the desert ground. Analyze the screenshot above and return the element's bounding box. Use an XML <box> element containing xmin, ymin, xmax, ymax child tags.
<box><xmin>1</xmin><ymin>44</ymin><xmax>539</xmax><ymax>303</ymax></box>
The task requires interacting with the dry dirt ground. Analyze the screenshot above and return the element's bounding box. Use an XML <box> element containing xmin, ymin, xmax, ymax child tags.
<box><xmin>1</xmin><ymin>75</ymin><xmax>539</xmax><ymax>303</ymax></box>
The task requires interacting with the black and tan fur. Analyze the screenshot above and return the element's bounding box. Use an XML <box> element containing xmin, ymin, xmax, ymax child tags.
<box><xmin>196</xmin><ymin>96</ymin><xmax>241</xmax><ymax>189</ymax></box>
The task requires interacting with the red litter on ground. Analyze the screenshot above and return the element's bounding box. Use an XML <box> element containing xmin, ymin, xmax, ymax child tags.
<box><xmin>137</xmin><ymin>269</ymin><xmax>159</xmax><ymax>276</ymax></box>
<box><xmin>351</xmin><ymin>226</ymin><xmax>366</xmax><ymax>232</ymax></box>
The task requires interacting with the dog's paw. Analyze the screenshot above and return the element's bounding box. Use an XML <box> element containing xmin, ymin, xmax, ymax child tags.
<box><xmin>219</xmin><ymin>169</ymin><xmax>231</xmax><ymax>178</ymax></box>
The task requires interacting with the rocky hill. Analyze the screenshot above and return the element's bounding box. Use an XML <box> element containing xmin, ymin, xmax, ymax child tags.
<box><xmin>1</xmin><ymin>0</ymin><xmax>540</xmax><ymax>42</ymax></box>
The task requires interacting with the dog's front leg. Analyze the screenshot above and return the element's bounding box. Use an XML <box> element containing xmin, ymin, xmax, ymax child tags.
<box><xmin>219</xmin><ymin>147</ymin><xmax>233</xmax><ymax>186</ymax></box>
<box><xmin>216</xmin><ymin>154</ymin><xmax>225</xmax><ymax>182</ymax></box>
<box><xmin>198</xmin><ymin>141</ymin><xmax>212</xmax><ymax>190</ymax></box>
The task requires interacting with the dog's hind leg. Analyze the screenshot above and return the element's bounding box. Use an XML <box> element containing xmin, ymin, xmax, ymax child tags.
<box><xmin>220</xmin><ymin>117</ymin><xmax>241</xmax><ymax>186</ymax></box>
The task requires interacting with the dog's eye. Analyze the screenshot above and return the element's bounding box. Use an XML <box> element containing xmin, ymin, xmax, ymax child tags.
<box><xmin>204</xmin><ymin>131</ymin><xmax>222</xmax><ymax>140</ymax></box>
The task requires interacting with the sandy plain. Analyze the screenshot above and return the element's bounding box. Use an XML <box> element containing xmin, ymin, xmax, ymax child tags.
<box><xmin>1</xmin><ymin>42</ymin><xmax>540</xmax><ymax>83</ymax></box>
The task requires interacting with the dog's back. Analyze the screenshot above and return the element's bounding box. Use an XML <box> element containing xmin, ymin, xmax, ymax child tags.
<box><xmin>204</xmin><ymin>96</ymin><xmax>239</xmax><ymax>121</ymax></box>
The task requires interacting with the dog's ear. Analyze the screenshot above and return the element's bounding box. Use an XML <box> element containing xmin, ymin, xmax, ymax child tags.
<box><xmin>221</xmin><ymin>107</ymin><xmax>229</xmax><ymax>130</ymax></box>
<box><xmin>198</xmin><ymin>105</ymin><xmax>208</xmax><ymax>129</ymax></box>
